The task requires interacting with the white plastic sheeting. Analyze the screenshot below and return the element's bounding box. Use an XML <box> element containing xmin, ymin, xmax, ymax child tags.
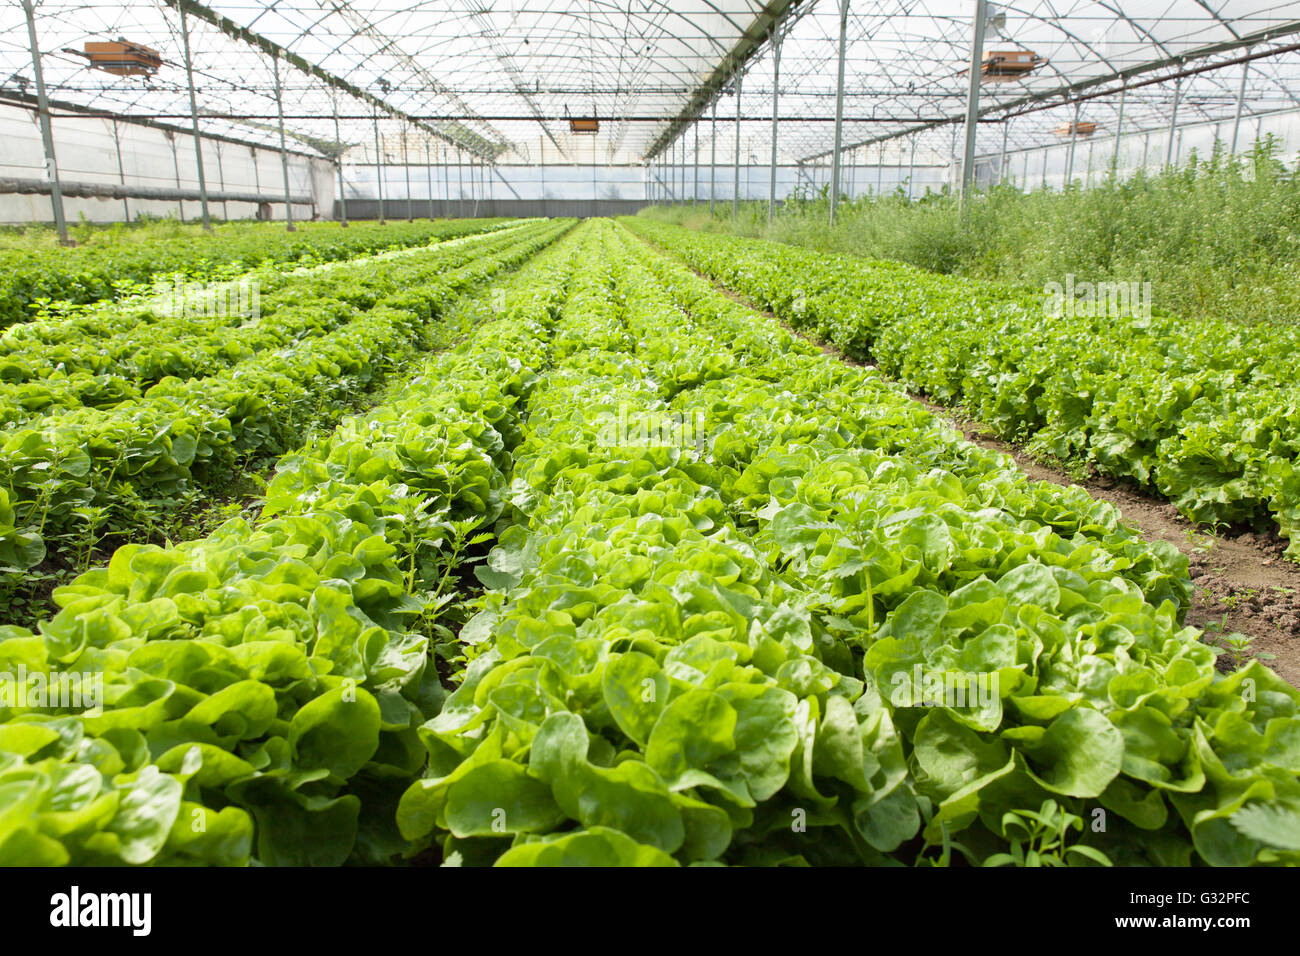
<box><xmin>0</xmin><ymin>103</ymin><xmax>332</xmax><ymax>223</ymax></box>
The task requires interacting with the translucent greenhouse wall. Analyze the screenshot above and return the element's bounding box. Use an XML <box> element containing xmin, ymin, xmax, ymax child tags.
<box><xmin>978</xmin><ymin>109</ymin><xmax>1300</xmax><ymax>192</ymax></box>
<box><xmin>0</xmin><ymin>104</ymin><xmax>333</xmax><ymax>224</ymax></box>
<box><xmin>8</xmin><ymin>101</ymin><xmax>1300</xmax><ymax>225</ymax></box>
<box><xmin>343</xmin><ymin>161</ymin><xmax>950</xmax><ymax>204</ymax></box>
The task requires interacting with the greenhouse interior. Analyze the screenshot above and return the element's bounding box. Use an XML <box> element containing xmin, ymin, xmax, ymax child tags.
<box><xmin>3</xmin><ymin>0</ymin><xmax>1300</xmax><ymax>886</ymax></box>
<box><xmin>6</xmin><ymin>1</ymin><xmax>1300</xmax><ymax>225</ymax></box>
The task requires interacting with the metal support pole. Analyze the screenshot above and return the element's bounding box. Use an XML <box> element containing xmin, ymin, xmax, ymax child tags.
<box><xmin>907</xmin><ymin>134</ymin><xmax>916</xmax><ymax>199</ymax></box>
<box><xmin>671</xmin><ymin>137</ymin><xmax>677</xmax><ymax>204</ymax></box>
<box><xmin>110</xmin><ymin>118</ymin><xmax>130</xmax><ymax>222</ymax></box>
<box><xmin>214</xmin><ymin>139</ymin><xmax>228</xmax><ymax>221</ymax></box>
<box><xmin>769</xmin><ymin>31</ymin><xmax>783</xmax><ymax>224</ymax></box>
<box><xmin>960</xmin><ymin>0</ymin><xmax>988</xmax><ymax>207</ymax></box>
<box><xmin>690</xmin><ymin>122</ymin><xmax>697</xmax><ymax>207</ymax></box>
<box><xmin>733</xmin><ymin>74</ymin><xmax>742</xmax><ymax>217</ymax></box>
<box><xmin>950</xmin><ymin>123</ymin><xmax>958</xmax><ymax>189</ymax></box>
<box><xmin>402</xmin><ymin>127</ymin><xmax>413</xmax><ymax>221</ymax></box>
<box><xmin>443</xmin><ymin>146</ymin><xmax>450</xmax><ymax>215</ymax></box>
<box><xmin>456</xmin><ymin>149</ymin><xmax>464</xmax><ymax>218</ymax></box>
<box><xmin>709</xmin><ymin>99</ymin><xmax>717</xmax><ymax>214</ymax></box>
<box><xmin>1165</xmin><ymin>76</ymin><xmax>1182</xmax><ymax>168</ymax></box>
<box><xmin>1230</xmin><ymin>59</ymin><xmax>1250</xmax><ymax>155</ymax></box>
<box><xmin>178</xmin><ymin>3</ymin><xmax>212</xmax><ymax>231</ymax></box>
<box><xmin>424</xmin><ymin>141</ymin><xmax>433</xmax><ymax>219</ymax></box>
<box><xmin>829</xmin><ymin>0</ymin><xmax>849</xmax><ymax>224</ymax></box>
<box><xmin>372</xmin><ymin>108</ymin><xmax>386</xmax><ymax>223</ymax></box>
<box><xmin>250</xmin><ymin>145</ymin><xmax>261</xmax><ymax>208</ymax></box>
<box><xmin>168</xmin><ymin>132</ymin><xmax>186</xmax><ymax>222</ymax></box>
<box><xmin>1065</xmin><ymin>100</ymin><xmax>1080</xmax><ymax>185</ymax></box>
<box><xmin>20</xmin><ymin>0</ymin><xmax>69</xmax><ymax>244</ymax></box>
<box><xmin>1111</xmin><ymin>83</ymin><xmax>1127</xmax><ymax>176</ymax></box>
<box><xmin>332</xmin><ymin>90</ymin><xmax>348</xmax><ymax>226</ymax></box>
<box><xmin>997</xmin><ymin>118</ymin><xmax>1009</xmax><ymax>185</ymax></box>
<box><xmin>271</xmin><ymin>52</ymin><xmax>296</xmax><ymax>231</ymax></box>
<box><xmin>679</xmin><ymin>136</ymin><xmax>685</xmax><ymax>204</ymax></box>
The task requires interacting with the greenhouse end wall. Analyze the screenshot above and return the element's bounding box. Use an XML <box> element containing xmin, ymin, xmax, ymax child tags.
<box><xmin>0</xmin><ymin>104</ymin><xmax>332</xmax><ymax>224</ymax></box>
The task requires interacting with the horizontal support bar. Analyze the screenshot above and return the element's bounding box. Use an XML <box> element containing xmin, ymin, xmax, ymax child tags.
<box><xmin>25</xmin><ymin>112</ymin><xmax>1001</xmax><ymax>125</ymax></box>
<box><xmin>0</xmin><ymin>177</ymin><xmax>313</xmax><ymax>204</ymax></box>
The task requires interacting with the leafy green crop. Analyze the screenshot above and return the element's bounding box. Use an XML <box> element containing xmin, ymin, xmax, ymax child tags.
<box><xmin>625</xmin><ymin>218</ymin><xmax>1300</xmax><ymax>558</ymax></box>
<box><xmin>397</xmin><ymin>221</ymin><xmax>1300</xmax><ymax>867</ymax></box>
<box><xmin>0</xmin><ymin>223</ymin><xmax>582</xmax><ymax>865</ymax></box>
<box><xmin>3</xmin><ymin>219</ymin><xmax>1298</xmax><ymax>868</ymax></box>
<box><xmin>0</xmin><ymin>218</ymin><xmax>510</xmax><ymax>328</ymax></box>
<box><xmin>0</xmin><ymin>220</ymin><xmax>570</xmax><ymax>602</ymax></box>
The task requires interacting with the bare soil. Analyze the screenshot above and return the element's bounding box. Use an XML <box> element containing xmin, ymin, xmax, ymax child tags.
<box><xmin>665</xmin><ymin>243</ymin><xmax>1300</xmax><ymax>688</ymax></box>
<box><xmin>941</xmin><ymin>415</ymin><xmax>1300</xmax><ymax>689</ymax></box>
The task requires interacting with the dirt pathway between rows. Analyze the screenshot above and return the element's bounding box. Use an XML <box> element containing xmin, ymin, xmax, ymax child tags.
<box><xmin>659</xmin><ymin>241</ymin><xmax>1300</xmax><ymax>689</ymax></box>
<box><xmin>934</xmin><ymin>410</ymin><xmax>1300</xmax><ymax>688</ymax></box>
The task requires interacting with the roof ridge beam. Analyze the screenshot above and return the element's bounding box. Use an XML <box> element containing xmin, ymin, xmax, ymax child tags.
<box><xmin>159</xmin><ymin>0</ymin><xmax>501</xmax><ymax>160</ymax></box>
<box><xmin>799</xmin><ymin>17</ymin><xmax>1300</xmax><ymax>163</ymax></box>
<box><xmin>644</xmin><ymin>0</ymin><xmax>806</xmax><ymax>161</ymax></box>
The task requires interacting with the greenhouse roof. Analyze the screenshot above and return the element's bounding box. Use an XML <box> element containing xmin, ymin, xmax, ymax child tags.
<box><xmin>3</xmin><ymin>0</ymin><xmax>1300</xmax><ymax>166</ymax></box>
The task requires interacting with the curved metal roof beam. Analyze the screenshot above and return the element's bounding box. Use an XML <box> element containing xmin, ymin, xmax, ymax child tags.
<box><xmin>349</xmin><ymin>0</ymin><xmax>741</xmax><ymax>88</ymax></box>
<box><xmin>799</xmin><ymin>3</ymin><xmax>1300</xmax><ymax>163</ymax></box>
<box><xmin>308</xmin><ymin>0</ymin><xmax>513</xmax><ymax>153</ymax></box>
<box><xmin>645</xmin><ymin>0</ymin><xmax>809</xmax><ymax>160</ymax></box>
<box><xmin>157</xmin><ymin>0</ymin><xmax>500</xmax><ymax>157</ymax></box>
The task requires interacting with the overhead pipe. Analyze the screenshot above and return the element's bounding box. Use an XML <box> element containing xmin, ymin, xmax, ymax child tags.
<box><xmin>0</xmin><ymin>177</ymin><xmax>311</xmax><ymax>204</ymax></box>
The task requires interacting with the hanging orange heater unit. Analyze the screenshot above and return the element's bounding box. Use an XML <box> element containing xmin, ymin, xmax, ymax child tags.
<box><xmin>981</xmin><ymin>49</ymin><xmax>1044</xmax><ymax>82</ymax></box>
<box><xmin>569</xmin><ymin>117</ymin><xmax>599</xmax><ymax>134</ymax></box>
<box><xmin>83</xmin><ymin>40</ymin><xmax>163</xmax><ymax>77</ymax></box>
<box><xmin>1054</xmin><ymin>120</ymin><xmax>1098</xmax><ymax>138</ymax></box>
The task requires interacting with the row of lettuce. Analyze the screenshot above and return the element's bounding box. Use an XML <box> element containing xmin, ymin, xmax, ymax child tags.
<box><xmin>396</xmin><ymin>222</ymin><xmax>1297</xmax><ymax>866</ymax></box>
<box><xmin>0</xmin><ymin>219</ymin><xmax>509</xmax><ymax>329</ymax></box>
<box><xmin>624</xmin><ymin>219</ymin><xmax>1300</xmax><ymax>558</ymax></box>
<box><xmin>4</xmin><ymin>219</ymin><xmax>1295</xmax><ymax>865</ymax></box>
<box><xmin>0</xmin><ymin>220</ymin><xmax>569</xmax><ymax>613</ymax></box>
<box><xmin>0</xmin><ymin>221</ymin><xmax>583</xmax><ymax>865</ymax></box>
<box><xmin>0</xmin><ymin>223</ymin><xmax>521</xmax><ymax>427</ymax></box>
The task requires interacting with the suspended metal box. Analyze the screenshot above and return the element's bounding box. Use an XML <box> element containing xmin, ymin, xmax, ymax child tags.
<box><xmin>569</xmin><ymin>117</ymin><xmax>599</xmax><ymax>134</ymax></box>
<box><xmin>1054</xmin><ymin>121</ymin><xmax>1098</xmax><ymax>138</ymax></box>
<box><xmin>981</xmin><ymin>50</ymin><xmax>1044</xmax><ymax>82</ymax></box>
<box><xmin>84</xmin><ymin>40</ymin><xmax>163</xmax><ymax>77</ymax></box>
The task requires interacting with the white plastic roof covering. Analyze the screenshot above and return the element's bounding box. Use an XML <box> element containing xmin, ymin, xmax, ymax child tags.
<box><xmin>2</xmin><ymin>0</ymin><xmax>1300</xmax><ymax>169</ymax></box>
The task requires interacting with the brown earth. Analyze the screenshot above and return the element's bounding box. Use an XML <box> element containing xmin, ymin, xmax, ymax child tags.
<box><xmin>938</xmin><ymin>412</ymin><xmax>1300</xmax><ymax>689</ymax></box>
<box><xmin>649</xmin><ymin>235</ymin><xmax>1300</xmax><ymax>688</ymax></box>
